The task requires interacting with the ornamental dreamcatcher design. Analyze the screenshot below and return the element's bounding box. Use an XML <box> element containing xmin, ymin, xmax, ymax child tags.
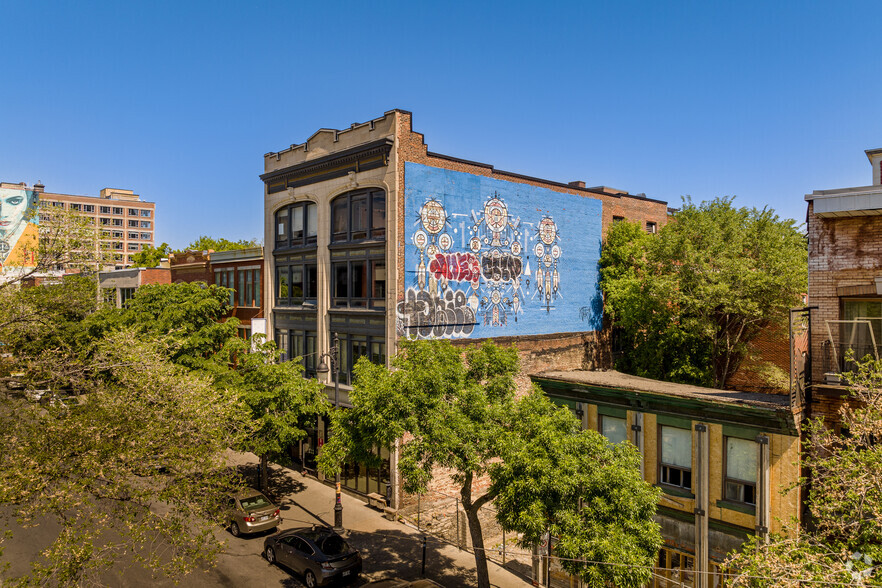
<box><xmin>532</xmin><ymin>216</ymin><xmax>561</xmax><ymax>312</ymax></box>
<box><xmin>469</xmin><ymin>193</ymin><xmax>524</xmax><ymax>326</ymax></box>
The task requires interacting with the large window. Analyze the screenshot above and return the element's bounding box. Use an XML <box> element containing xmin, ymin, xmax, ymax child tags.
<box><xmin>276</xmin><ymin>263</ymin><xmax>317</xmax><ymax>306</ymax></box>
<box><xmin>337</xmin><ymin>333</ymin><xmax>386</xmax><ymax>385</ymax></box>
<box><xmin>214</xmin><ymin>268</ymin><xmax>236</xmax><ymax>306</ymax></box>
<box><xmin>600</xmin><ymin>414</ymin><xmax>628</xmax><ymax>445</ymax></box>
<box><xmin>275</xmin><ymin>201</ymin><xmax>317</xmax><ymax>249</ymax></box>
<box><xmin>274</xmin><ymin>328</ymin><xmax>317</xmax><ymax>377</ymax></box>
<box><xmin>331</xmin><ymin>189</ymin><xmax>385</xmax><ymax>243</ymax></box>
<box><xmin>237</xmin><ymin>268</ymin><xmax>261</xmax><ymax>308</ymax></box>
<box><xmin>724</xmin><ymin>437</ymin><xmax>756</xmax><ymax>505</ymax></box>
<box><xmin>659</xmin><ymin>425</ymin><xmax>692</xmax><ymax>491</ymax></box>
<box><xmin>331</xmin><ymin>259</ymin><xmax>385</xmax><ymax>308</ymax></box>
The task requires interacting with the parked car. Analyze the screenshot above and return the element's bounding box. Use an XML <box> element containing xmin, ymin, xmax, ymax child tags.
<box><xmin>363</xmin><ymin>579</ymin><xmax>444</xmax><ymax>587</ymax></box>
<box><xmin>263</xmin><ymin>526</ymin><xmax>361</xmax><ymax>587</ymax></box>
<box><xmin>226</xmin><ymin>488</ymin><xmax>281</xmax><ymax>537</ymax></box>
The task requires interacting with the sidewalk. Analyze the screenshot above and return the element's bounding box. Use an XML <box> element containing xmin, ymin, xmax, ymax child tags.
<box><xmin>229</xmin><ymin>451</ymin><xmax>534</xmax><ymax>588</ymax></box>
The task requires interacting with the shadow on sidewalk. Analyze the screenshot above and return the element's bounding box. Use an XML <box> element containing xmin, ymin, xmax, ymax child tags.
<box><xmin>346</xmin><ymin>527</ymin><xmax>478</xmax><ymax>587</ymax></box>
<box><xmin>236</xmin><ymin>463</ymin><xmax>306</xmax><ymax>504</ymax></box>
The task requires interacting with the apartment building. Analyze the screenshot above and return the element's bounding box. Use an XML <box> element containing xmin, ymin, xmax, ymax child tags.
<box><xmin>261</xmin><ymin>110</ymin><xmax>669</xmax><ymax>504</ymax></box>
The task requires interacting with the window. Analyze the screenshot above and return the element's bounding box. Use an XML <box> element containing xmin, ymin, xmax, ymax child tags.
<box><xmin>612</xmin><ymin>215</ymin><xmax>625</xmax><ymax>223</ymax></box>
<box><xmin>332</xmin><ymin>260</ymin><xmax>385</xmax><ymax>308</ymax></box>
<box><xmin>337</xmin><ymin>333</ymin><xmax>386</xmax><ymax>385</ymax></box>
<box><xmin>128</xmin><ymin>243</ymin><xmax>139</xmax><ymax>251</ymax></box>
<box><xmin>724</xmin><ymin>437</ymin><xmax>757</xmax><ymax>505</ymax></box>
<box><xmin>102</xmin><ymin>288</ymin><xmax>116</xmax><ymax>305</ymax></box>
<box><xmin>128</xmin><ymin>209</ymin><xmax>139</xmax><ymax>216</ymax></box>
<box><xmin>276</xmin><ymin>263</ymin><xmax>317</xmax><ymax>306</ymax></box>
<box><xmin>140</xmin><ymin>220</ymin><xmax>151</xmax><ymax>229</ymax></box>
<box><xmin>275</xmin><ymin>201</ymin><xmax>317</xmax><ymax>249</ymax></box>
<box><xmin>140</xmin><ymin>232</ymin><xmax>151</xmax><ymax>240</ymax></box>
<box><xmin>659</xmin><ymin>425</ymin><xmax>692</xmax><ymax>490</ymax></box>
<box><xmin>140</xmin><ymin>209</ymin><xmax>151</xmax><ymax>217</ymax></box>
<box><xmin>112</xmin><ymin>231</ymin><xmax>124</xmax><ymax>238</ymax></box>
<box><xmin>128</xmin><ymin>220</ymin><xmax>139</xmax><ymax>227</ymax></box>
<box><xmin>100</xmin><ymin>206</ymin><xmax>111</xmax><ymax>214</ymax></box>
<box><xmin>236</xmin><ymin>268</ymin><xmax>261</xmax><ymax>307</ymax></box>
<box><xmin>215</xmin><ymin>268</ymin><xmax>236</xmax><ymax>306</ymax></box>
<box><xmin>70</xmin><ymin>203</ymin><xmax>82</xmax><ymax>211</ymax></box>
<box><xmin>113</xmin><ymin>207</ymin><xmax>123</xmax><ymax>215</ymax></box>
<box><xmin>128</xmin><ymin>232</ymin><xmax>139</xmax><ymax>240</ymax></box>
<box><xmin>112</xmin><ymin>218</ymin><xmax>123</xmax><ymax>226</ymax></box>
<box><xmin>120</xmin><ymin>287</ymin><xmax>136</xmax><ymax>306</ymax></box>
<box><xmin>274</xmin><ymin>328</ymin><xmax>318</xmax><ymax>377</ymax></box>
<box><xmin>100</xmin><ymin>218</ymin><xmax>111</xmax><ymax>225</ymax></box>
<box><xmin>330</xmin><ymin>189</ymin><xmax>386</xmax><ymax>243</ymax></box>
<box><xmin>51</xmin><ymin>201</ymin><xmax>64</xmax><ymax>208</ymax></box>
<box><xmin>646</xmin><ymin>221</ymin><xmax>658</xmax><ymax>234</ymax></box>
<box><xmin>83</xmin><ymin>204</ymin><xmax>95</xmax><ymax>213</ymax></box>
<box><xmin>600</xmin><ymin>415</ymin><xmax>628</xmax><ymax>444</ymax></box>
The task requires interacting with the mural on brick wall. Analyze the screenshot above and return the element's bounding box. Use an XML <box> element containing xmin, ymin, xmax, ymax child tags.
<box><xmin>398</xmin><ymin>163</ymin><xmax>603</xmax><ymax>339</ymax></box>
<box><xmin>0</xmin><ymin>187</ymin><xmax>39</xmax><ymax>271</ymax></box>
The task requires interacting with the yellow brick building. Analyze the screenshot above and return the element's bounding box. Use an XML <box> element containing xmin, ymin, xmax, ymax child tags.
<box><xmin>532</xmin><ymin>370</ymin><xmax>801</xmax><ymax>588</ymax></box>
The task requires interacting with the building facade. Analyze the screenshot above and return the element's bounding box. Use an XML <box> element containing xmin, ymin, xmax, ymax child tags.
<box><xmin>210</xmin><ymin>246</ymin><xmax>265</xmax><ymax>340</ymax></box>
<box><xmin>98</xmin><ymin>266</ymin><xmax>171</xmax><ymax>307</ymax></box>
<box><xmin>535</xmin><ymin>370</ymin><xmax>801</xmax><ymax>588</ymax></box>
<box><xmin>261</xmin><ymin>110</ymin><xmax>669</xmax><ymax>504</ymax></box>
<box><xmin>804</xmin><ymin>148</ymin><xmax>882</xmax><ymax>424</ymax></box>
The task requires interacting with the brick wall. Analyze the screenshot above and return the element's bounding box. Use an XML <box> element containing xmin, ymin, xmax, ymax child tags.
<box><xmin>726</xmin><ymin>324</ymin><xmax>790</xmax><ymax>394</ymax></box>
<box><xmin>139</xmin><ymin>268</ymin><xmax>171</xmax><ymax>285</ymax></box>
<box><xmin>806</xmin><ymin>201</ymin><xmax>882</xmax><ymax>419</ymax></box>
<box><xmin>393</xmin><ymin>110</ymin><xmax>664</xmax><ymax>372</ymax></box>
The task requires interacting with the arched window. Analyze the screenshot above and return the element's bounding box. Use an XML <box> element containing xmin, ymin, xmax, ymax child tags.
<box><xmin>330</xmin><ymin>189</ymin><xmax>385</xmax><ymax>243</ymax></box>
<box><xmin>275</xmin><ymin>201</ymin><xmax>317</xmax><ymax>249</ymax></box>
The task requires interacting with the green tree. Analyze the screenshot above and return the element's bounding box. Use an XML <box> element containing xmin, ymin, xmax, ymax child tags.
<box><xmin>130</xmin><ymin>242</ymin><xmax>172</xmax><ymax>267</ymax></box>
<box><xmin>725</xmin><ymin>354</ymin><xmax>882</xmax><ymax>586</ymax></box>
<box><xmin>235</xmin><ymin>335</ymin><xmax>329</xmax><ymax>491</ymax></box>
<box><xmin>318</xmin><ymin>339</ymin><xmax>661</xmax><ymax>588</ymax></box>
<box><xmin>600</xmin><ymin>197</ymin><xmax>807</xmax><ymax>388</ymax></box>
<box><xmin>187</xmin><ymin>235</ymin><xmax>259</xmax><ymax>252</ymax></box>
<box><xmin>0</xmin><ymin>328</ymin><xmax>251</xmax><ymax>585</ymax></box>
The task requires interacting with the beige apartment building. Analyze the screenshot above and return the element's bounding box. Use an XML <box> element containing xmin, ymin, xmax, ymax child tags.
<box><xmin>1</xmin><ymin>182</ymin><xmax>156</xmax><ymax>270</ymax></box>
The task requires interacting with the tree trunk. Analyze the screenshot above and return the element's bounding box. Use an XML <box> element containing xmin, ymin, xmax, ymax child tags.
<box><xmin>460</xmin><ymin>473</ymin><xmax>491</xmax><ymax>588</ymax></box>
<box><xmin>260</xmin><ymin>454</ymin><xmax>269</xmax><ymax>492</ymax></box>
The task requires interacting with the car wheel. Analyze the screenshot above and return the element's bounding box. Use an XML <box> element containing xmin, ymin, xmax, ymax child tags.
<box><xmin>230</xmin><ymin>522</ymin><xmax>240</xmax><ymax>537</ymax></box>
<box><xmin>304</xmin><ymin>570</ymin><xmax>317</xmax><ymax>588</ymax></box>
<box><xmin>265</xmin><ymin>546</ymin><xmax>276</xmax><ymax>564</ymax></box>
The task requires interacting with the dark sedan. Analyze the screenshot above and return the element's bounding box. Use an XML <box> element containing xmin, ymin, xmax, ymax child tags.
<box><xmin>264</xmin><ymin>526</ymin><xmax>361</xmax><ymax>587</ymax></box>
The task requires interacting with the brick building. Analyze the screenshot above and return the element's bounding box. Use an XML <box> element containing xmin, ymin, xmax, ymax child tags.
<box><xmin>209</xmin><ymin>246</ymin><xmax>266</xmax><ymax>340</ymax></box>
<box><xmin>804</xmin><ymin>148</ymin><xmax>882</xmax><ymax>425</ymax></box>
<box><xmin>98</xmin><ymin>266</ymin><xmax>171</xmax><ymax>307</ymax></box>
<box><xmin>261</xmin><ymin>110</ymin><xmax>669</xmax><ymax>506</ymax></box>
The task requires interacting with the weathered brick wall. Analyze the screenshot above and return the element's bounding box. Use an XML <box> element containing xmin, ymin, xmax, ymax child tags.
<box><xmin>140</xmin><ymin>268</ymin><xmax>171</xmax><ymax>285</ymax></box>
<box><xmin>806</xmin><ymin>201</ymin><xmax>882</xmax><ymax>418</ymax></box>
<box><xmin>726</xmin><ymin>324</ymin><xmax>790</xmax><ymax>394</ymax></box>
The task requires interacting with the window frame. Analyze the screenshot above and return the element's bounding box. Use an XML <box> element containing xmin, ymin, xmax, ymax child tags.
<box><xmin>336</xmin><ymin>332</ymin><xmax>386</xmax><ymax>386</ymax></box>
<box><xmin>599</xmin><ymin>414</ymin><xmax>628</xmax><ymax>445</ymax></box>
<box><xmin>330</xmin><ymin>188</ymin><xmax>386</xmax><ymax>244</ymax></box>
<box><xmin>723</xmin><ymin>436</ymin><xmax>757</xmax><ymax>506</ymax></box>
<box><xmin>658</xmin><ymin>424</ymin><xmax>693</xmax><ymax>491</ymax></box>
<box><xmin>275</xmin><ymin>201</ymin><xmax>318</xmax><ymax>250</ymax></box>
<box><xmin>276</xmin><ymin>262</ymin><xmax>317</xmax><ymax>307</ymax></box>
<box><xmin>274</xmin><ymin>327</ymin><xmax>318</xmax><ymax>378</ymax></box>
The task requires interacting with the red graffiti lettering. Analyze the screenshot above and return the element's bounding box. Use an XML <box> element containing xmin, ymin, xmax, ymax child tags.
<box><xmin>429</xmin><ymin>252</ymin><xmax>480</xmax><ymax>282</ymax></box>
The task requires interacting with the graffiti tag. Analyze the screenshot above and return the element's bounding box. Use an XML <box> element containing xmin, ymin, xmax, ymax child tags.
<box><xmin>480</xmin><ymin>254</ymin><xmax>523</xmax><ymax>283</ymax></box>
<box><xmin>428</xmin><ymin>252</ymin><xmax>481</xmax><ymax>283</ymax></box>
<box><xmin>396</xmin><ymin>287</ymin><xmax>477</xmax><ymax>339</ymax></box>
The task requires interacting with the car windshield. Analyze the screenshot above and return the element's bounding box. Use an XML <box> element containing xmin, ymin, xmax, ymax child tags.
<box><xmin>240</xmin><ymin>495</ymin><xmax>272</xmax><ymax>510</ymax></box>
<box><xmin>319</xmin><ymin>534</ymin><xmax>350</xmax><ymax>556</ymax></box>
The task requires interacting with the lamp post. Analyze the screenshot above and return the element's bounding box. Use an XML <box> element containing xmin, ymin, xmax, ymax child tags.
<box><xmin>317</xmin><ymin>333</ymin><xmax>343</xmax><ymax>532</ymax></box>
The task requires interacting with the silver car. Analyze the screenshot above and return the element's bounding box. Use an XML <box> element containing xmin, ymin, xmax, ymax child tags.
<box><xmin>226</xmin><ymin>488</ymin><xmax>281</xmax><ymax>537</ymax></box>
<box><xmin>264</xmin><ymin>527</ymin><xmax>361</xmax><ymax>587</ymax></box>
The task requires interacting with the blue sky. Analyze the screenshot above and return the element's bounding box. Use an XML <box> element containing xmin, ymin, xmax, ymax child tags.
<box><xmin>2</xmin><ymin>1</ymin><xmax>879</xmax><ymax>249</ymax></box>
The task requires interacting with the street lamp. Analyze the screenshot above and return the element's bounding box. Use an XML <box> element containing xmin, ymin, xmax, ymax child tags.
<box><xmin>317</xmin><ymin>333</ymin><xmax>343</xmax><ymax>532</ymax></box>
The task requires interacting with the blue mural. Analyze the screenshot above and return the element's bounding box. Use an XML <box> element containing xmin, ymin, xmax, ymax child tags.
<box><xmin>398</xmin><ymin>162</ymin><xmax>603</xmax><ymax>339</ymax></box>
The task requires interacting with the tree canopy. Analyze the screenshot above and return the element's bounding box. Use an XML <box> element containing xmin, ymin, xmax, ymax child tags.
<box><xmin>187</xmin><ymin>235</ymin><xmax>259</xmax><ymax>252</ymax></box>
<box><xmin>600</xmin><ymin>197</ymin><xmax>807</xmax><ymax>388</ymax></box>
<box><xmin>130</xmin><ymin>242</ymin><xmax>172</xmax><ymax>267</ymax></box>
<box><xmin>318</xmin><ymin>339</ymin><xmax>661</xmax><ymax>588</ymax></box>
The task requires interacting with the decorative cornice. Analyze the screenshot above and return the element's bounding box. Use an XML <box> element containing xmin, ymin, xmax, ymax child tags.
<box><xmin>261</xmin><ymin>138</ymin><xmax>393</xmax><ymax>192</ymax></box>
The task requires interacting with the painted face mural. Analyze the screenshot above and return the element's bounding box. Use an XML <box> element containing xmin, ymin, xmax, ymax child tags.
<box><xmin>399</xmin><ymin>163</ymin><xmax>604</xmax><ymax>340</ymax></box>
<box><xmin>0</xmin><ymin>187</ymin><xmax>38</xmax><ymax>267</ymax></box>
